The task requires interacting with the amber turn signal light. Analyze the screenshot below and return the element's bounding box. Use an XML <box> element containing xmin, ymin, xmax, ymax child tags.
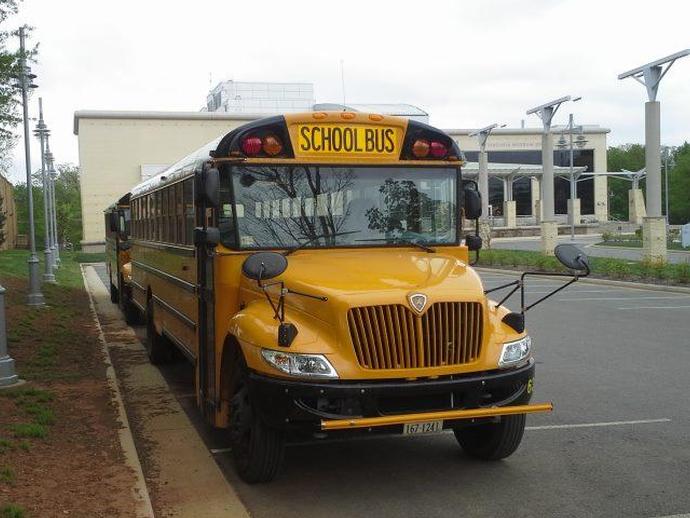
<box><xmin>262</xmin><ymin>135</ymin><xmax>283</xmax><ymax>156</ymax></box>
<box><xmin>411</xmin><ymin>139</ymin><xmax>431</xmax><ymax>158</ymax></box>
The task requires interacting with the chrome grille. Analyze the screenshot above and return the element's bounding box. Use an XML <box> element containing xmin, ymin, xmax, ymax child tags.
<box><xmin>347</xmin><ymin>302</ymin><xmax>483</xmax><ymax>370</ymax></box>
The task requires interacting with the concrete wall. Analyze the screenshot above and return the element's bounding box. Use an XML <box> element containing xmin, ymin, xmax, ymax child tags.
<box><xmin>75</xmin><ymin>112</ymin><xmax>258</xmax><ymax>251</ymax></box>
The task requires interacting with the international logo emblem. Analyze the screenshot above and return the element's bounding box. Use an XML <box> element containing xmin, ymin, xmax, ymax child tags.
<box><xmin>408</xmin><ymin>293</ymin><xmax>427</xmax><ymax>313</ymax></box>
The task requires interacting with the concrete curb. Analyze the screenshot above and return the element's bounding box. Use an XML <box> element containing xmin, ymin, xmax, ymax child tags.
<box><xmin>475</xmin><ymin>266</ymin><xmax>690</xmax><ymax>294</ymax></box>
<box><xmin>80</xmin><ymin>265</ymin><xmax>155</xmax><ymax>518</ymax></box>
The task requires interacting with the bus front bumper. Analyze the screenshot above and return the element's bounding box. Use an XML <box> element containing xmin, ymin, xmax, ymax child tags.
<box><xmin>247</xmin><ymin>359</ymin><xmax>552</xmax><ymax>433</ymax></box>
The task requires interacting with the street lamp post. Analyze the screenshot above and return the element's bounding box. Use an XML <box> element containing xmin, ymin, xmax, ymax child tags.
<box><xmin>555</xmin><ymin>103</ymin><xmax>586</xmax><ymax>241</ymax></box>
<box><xmin>44</xmin><ymin>136</ymin><xmax>60</xmax><ymax>267</ymax></box>
<box><xmin>469</xmin><ymin>123</ymin><xmax>506</xmax><ymax>221</ymax></box>
<box><xmin>618</xmin><ymin>49</ymin><xmax>690</xmax><ymax>262</ymax></box>
<box><xmin>526</xmin><ymin>96</ymin><xmax>574</xmax><ymax>255</ymax></box>
<box><xmin>13</xmin><ymin>27</ymin><xmax>44</xmax><ymax>306</ymax></box>
<box><xmin>33</xmin><ymin>98</ymin><xmax>55</xmax><ymax>283</ymax></box>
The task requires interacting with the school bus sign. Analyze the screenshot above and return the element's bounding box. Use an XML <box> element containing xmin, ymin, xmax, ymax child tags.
<box><xmin>296</xmin><ymin>124</ymin><xmax>401</xmax><ymax>158</ymax></box>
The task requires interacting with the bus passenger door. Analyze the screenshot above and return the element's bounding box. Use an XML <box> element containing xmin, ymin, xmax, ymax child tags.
<box><xmin>194</xmin><ymin>165</ymin><xmax>219</xmax><ymax>421</ymax></box>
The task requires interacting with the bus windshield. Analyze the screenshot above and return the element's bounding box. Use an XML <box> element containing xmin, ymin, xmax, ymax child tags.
<box><xmin>221</xmin><ymin>165</ymin><xmax>458</xmax><ymax>250</ymax></box>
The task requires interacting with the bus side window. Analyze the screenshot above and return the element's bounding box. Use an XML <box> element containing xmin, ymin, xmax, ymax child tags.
<box><xmin>183</xmin><ymin>178</ymin><xmax>194</xmax><ymax>245</ymax></box>
<box><xmin>175</xmin><ymin>182</ymin><xmax>184</xmax><ymax>244</ymax></box>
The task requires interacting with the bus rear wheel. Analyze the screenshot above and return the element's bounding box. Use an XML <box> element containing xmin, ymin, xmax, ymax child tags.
<box><xmin>453</xmin><ymin>413</ymin><xmax>526</xmax><ymax>460</ymax></box>
<box><xmin>145</xmin><ymin>298</ymin><xmax>172</xmax><ymax>364</ymax></box>
<box><xmin>228</xmin><ymin>356</ymin><xmax>285</xmax><ymax>483</ymax></box>
<box><xmin>119</xmin><ymin>277</ymin><xmax>142</xmax><ymax>325</ymax></box>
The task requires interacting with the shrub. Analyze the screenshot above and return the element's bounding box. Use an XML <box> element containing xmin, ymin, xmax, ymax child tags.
<box><xmin>676</xmin><ymin>263</ymin><xmax>690</xmax><ymax>284</ymax></box>
<box><xmin>0</xmin><ymin>504</ymin><xmax>26</xmax><ymax>518</ymax></box>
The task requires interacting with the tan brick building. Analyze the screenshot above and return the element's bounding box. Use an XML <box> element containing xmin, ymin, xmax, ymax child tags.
<box><xmin>0</xmin><ymin>173</ymin><xmax>17</xmax><ymax>250</ymax></box>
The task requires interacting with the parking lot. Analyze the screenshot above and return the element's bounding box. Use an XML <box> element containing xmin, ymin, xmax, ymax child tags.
<box><xmin>97</xmin><ymin>266</ymin><xmax>690</xmax><ymax>518</ymax></box>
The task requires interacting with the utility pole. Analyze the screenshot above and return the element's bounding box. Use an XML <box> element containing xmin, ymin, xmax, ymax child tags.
<box><xmin>14</xmin><ymin>27</ymin><xmax>44</xmax><ymax>306</ymax></box>
<box><xmin>618</xmin><ymin>49</ymin><xmax>690</xmax><ymax>262</ymax></box>
<box><xmin>0</xmin><ymin>284</ymin><xmax>22</xmax><ymax>388</ymax></box>
<box><xmin>45</xmin><ymin>136</ymin><xmax>60</xmax><ymax>267</ymax></box>
<box><xmin>34</xmin><ymin>98</ymin><xmax>55</xmax><ymax>282</ymax></box>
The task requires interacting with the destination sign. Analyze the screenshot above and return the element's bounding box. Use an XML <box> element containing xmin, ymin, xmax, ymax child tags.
<box><xmin>296</xmin><ymin>124</ymin><xmax>400</xmax><ymax>157</ymax></box>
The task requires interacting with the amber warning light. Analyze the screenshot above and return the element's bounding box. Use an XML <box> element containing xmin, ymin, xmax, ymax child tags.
<box><xmin>411</xmin><ymin>139</ymin><xmax>448</xmax><ymax>159</ymax></box>
<box><xmin>241</xmin><ymin>134</ymin><xmax>284</xmax><ymax>157</ymax></box>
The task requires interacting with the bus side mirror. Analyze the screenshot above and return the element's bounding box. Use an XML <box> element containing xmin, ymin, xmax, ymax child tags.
<box><xmin>464</xmin><ymin>189</ymin><xmax>482</xmax><ymax>220</ymax></box>
<box><xmin>196</xmin><ymin>167</ymin><xmax>220</xmax><ymax>208</ymax></box>
<box><xmin>465</xmin><ymin>234</ymin><xmax>482</xmax><ymax>251</ymax></box>
<box><xmin>194</xmin><ymin>226</ymin><xmax>220</xmax><ymax>247</ymax></box>
<box><xmin>242</xmin><ymin>252</ymin><xmax>288</xmax><ymax>282</ymax></box>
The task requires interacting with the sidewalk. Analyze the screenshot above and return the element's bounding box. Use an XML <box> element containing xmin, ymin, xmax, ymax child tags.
<box><xmin>82</xmin><ymin>265</ymin><xmax>250</xmax><ymax>518</ymax></box>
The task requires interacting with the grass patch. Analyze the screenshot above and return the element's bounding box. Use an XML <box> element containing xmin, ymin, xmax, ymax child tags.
<box><xmin>10</xmin><ymin>423</ymin><xmax>48</xmax><ymax>439</ymax></box>
<box><xmin>0</xmin><ymin>438</ymin><xmax>13</xmax><ymax>454</ymax></box>
<box><xmin>597</xmin><ymin>239</ymin><xmax>689</xmax><ymax>251</ymax></box>
<box><xmin>0</xmin><ymin>504</ymin><xmax>25</xmax><ymax>518</ymax></box>
<box><xmin>478</xmin><ymin>249</ymin><xmax>690</xmax><ymax>284</ymax></box>
<box><xmin>0</xmin><ymin>465</ymin><xmax>15</xmax><ymax>484</ymax></box>
<box><xmin>73</xmin><ymin>251</ymin><xmax>106</xmax><ymax>263</ymax></box>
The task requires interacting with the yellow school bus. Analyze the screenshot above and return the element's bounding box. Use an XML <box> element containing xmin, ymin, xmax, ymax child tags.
<box><xmin>104</xmin><ymin>195</ymin><xmax>140</xmax><ymax>324</ymax></box>
<box><xmin>124</xmin><ymin>112</ymin><xmax>588</xmax><ymax>483</ymax></box>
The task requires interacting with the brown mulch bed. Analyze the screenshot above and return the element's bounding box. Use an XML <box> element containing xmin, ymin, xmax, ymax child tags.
<box><xmin>0</xmin><ymin>269</ymin><xmax>138</xmax><ymax>517</ymax></box>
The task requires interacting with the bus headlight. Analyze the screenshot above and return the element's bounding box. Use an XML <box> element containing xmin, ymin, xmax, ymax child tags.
<box><xmin>498</xmin><ymin>336</ymin><xmax>531</xmax><ymax>368</ymax></box>
<box><xmin>261</xmin><ymin>349</ymin><xmax>339</xmax><ymax>379</ymax></box>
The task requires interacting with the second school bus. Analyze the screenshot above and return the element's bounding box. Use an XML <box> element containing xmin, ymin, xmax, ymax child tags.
<box><xmin>119</xmin><ymin>111</ymin><xmax>588</xmax><ymax>483</ymax></box>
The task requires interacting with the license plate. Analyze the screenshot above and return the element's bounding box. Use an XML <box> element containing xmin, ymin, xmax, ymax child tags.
<box><xmin>296</xmin><ymin>124</ymin><xmax>400</xmax><ymax>157</ymax></box>
<box><xmin>402</xmin><ymin>420</ymin><xmax>444</xmax><ymax>435</ymax></box>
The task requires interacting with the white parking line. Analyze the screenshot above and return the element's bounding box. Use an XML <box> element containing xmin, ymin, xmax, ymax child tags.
<box><xmin>617</xmin><ymin>305</ymin><xmax>690</xmax><ymax>310</ymax></box>
<box><xmin>526</xmin><ymin>418</ymin><xmax>671</xmax><ymax>430</ymax></box>
<box><xmin>558</xmin><ymin>296</ymin><xmax>690</xmax><ymax>302</ymax></box>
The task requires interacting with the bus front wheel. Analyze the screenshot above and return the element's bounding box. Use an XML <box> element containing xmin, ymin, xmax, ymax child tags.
<box><xmin>453</xmin><ymin>413</ymin><xmax>526</xmax><ymax>460</ymax></box>
<box><xmin>145</xmin><ymin>298</ymin><xmax>172</xmax><ymax>364</ymax></box>
<box><xmin>228</xmin><ymin>356</ymin><xmax>285</xmax><ymax>483</ymax></box>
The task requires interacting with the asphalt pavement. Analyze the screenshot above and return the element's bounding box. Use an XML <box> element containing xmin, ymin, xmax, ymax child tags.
<box><xmin>96</xmin><ymin>265</ymin><xmax>690</xmax><ymax>518</ymax></box>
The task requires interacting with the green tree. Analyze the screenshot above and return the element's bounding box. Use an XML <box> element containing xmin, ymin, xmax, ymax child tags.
<box><xmin>0</xmin><ymin>191</ymin><xmax>6</xmax><ymax>245</ymax></box>
<box><xmin>0</xmin><ymin>1</ymin><xmax>21</xmax><ymax>168</ymax></box>
<box><xmin>668</xmin><ymin>142</ymin><xmax>690</xmax><ymax>225</ymax></box>
<box><xmin>606</xmin><ymin>144</ymin><xmax>645</xmax><ymax>221</ymax></box>
<box><xmin>14</xmin><ymin>163</ymin><xmax>83</xmax><ymax>249</ymax></box>
<box><xmin>0</xmin><ymin>1</ymin><xmax>37</xmax><ymax>170</ymax></box>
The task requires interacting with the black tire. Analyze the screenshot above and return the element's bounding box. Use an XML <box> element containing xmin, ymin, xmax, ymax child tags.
<box><xmin>454</xmin><ymin>414</ymin><xmax>526</xmax><ymax>460</ymax></box>
<box><xmin>228</xmin><ymin>355</ymin><xmax>285</xmax><ymax>483</ymax></box>
<box><xmin>119</xmin><ymin>278</ymin><xmax>142</xmax><ymax>325</ymax></box>
<box><xmin>109</xmin><ymin>282</ymin><xmax>119</xmax><ymax>303</ymax></box>
<box><xmin>145</xmin><ymin>298</ymin><xmax>172</xmax><ymax>364</ymax></box>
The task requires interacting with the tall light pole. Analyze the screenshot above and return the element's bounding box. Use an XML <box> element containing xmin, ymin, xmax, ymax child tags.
<box><xmin>469</xmin><ymin>123</ymin><xmax>505</xmax><ymax>220</ymax></box>
<box><xmin>33</xmin><ymin>98</ymin><xmax>55</xmax><ymax>283</ymax></box>
<box><xmin>555</xmin><ymin>99</ymin><xmax>586</xmax><ymax>240</ymax></box>
<box><xmin>526</xmin><ymin>96</ymin><xmax>572</xmax><ymax>254</ymax></box>
<box><xmin>13</xmin><ymin>27</ymin><xmax>44</xmax><ymax>306</ymax></box>
<box><xmin>45</xmin><ymin>136</ymin><xmax>60</xmax><ymax>267</ymax></box>
<box><xmin>618</xmin><ymin>49</ymin><xmax>690</xmax><ymax>262</ymax></box>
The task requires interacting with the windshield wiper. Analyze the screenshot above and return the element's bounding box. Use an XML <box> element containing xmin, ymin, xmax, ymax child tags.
<box><xmin>283</xmin><ymin>230</ymin><xmax>361</xmax><ymax>256</ymax></box>
<box><xmin>356</xmin><ymin>237</ymin><xmax>436</xmax><ymax>253</ymax></box>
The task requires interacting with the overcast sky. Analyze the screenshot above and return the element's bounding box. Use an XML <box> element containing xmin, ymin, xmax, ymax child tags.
<box><xmin>4</xmin><ymin>0</ymin><xmax>690</xmax><ymax>183</ymax></box>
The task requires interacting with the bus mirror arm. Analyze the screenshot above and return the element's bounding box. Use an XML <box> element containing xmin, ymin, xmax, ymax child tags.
<box><xmin>484</xmin><ymin>245</ymin><xmax>590</xmax><ymax>333</ymax></box>
<box><xmin>255</xmin><ymin>278</ymin><xmax>328</xmax><ymax>348</ymax></box>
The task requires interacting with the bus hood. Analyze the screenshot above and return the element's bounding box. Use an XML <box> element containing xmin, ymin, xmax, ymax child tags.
<box><xmin>276</xmin><ymin>248</ymin><xmax>484</xmax><ymax>308</ymax></box>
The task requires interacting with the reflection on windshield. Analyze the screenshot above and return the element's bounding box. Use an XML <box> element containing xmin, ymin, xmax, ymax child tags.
<box><xmin>221</xmin><ymin>165</ymin><xmax>457</xmax><ymax>250</ymax></box>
